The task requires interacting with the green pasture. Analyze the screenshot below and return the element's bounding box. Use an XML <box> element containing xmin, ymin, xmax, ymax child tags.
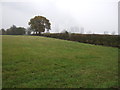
<box><xmin>2</xmin><ymin>35</ymin><xmax>118</xmax><ymax>88</ymax></box>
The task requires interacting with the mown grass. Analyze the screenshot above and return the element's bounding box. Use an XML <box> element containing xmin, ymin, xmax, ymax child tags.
<box><xmin>2</xmin><ymin>35</ymin><xmax>118</xmax><ymax>88</ymax></box>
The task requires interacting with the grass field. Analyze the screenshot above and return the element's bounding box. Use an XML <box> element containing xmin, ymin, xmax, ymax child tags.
<box><xmin>2</xmin><ymin>35</ymin><xmax>118</xmax><ymax>88</ymax></box>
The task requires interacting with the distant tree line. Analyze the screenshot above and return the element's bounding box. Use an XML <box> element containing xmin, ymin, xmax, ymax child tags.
<box><xmin>0</xmin><ymin>25</ymin><xmax>26</xmax><ymax>35</ymax></box>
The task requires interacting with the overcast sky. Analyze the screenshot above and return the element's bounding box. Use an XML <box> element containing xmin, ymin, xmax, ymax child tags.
<box><xmin>0</xmin><ymin>0</ymin><xmax>119</xmax><ymax>34</ymax></box>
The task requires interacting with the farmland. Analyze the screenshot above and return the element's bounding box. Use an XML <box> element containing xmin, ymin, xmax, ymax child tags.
<box><xmin>2</xmin><ymin>35</ymin><xmax>118</xmax><ymax>88</ymax></box>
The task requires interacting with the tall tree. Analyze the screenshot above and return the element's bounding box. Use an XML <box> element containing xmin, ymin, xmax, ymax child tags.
<box><xmin>0</xmin><ymin>28</ymin><xmax>6</xmax><ymax>35</ymax></box>
<box><xmin>28</xmin><ymin>16</ymin><xmax>51</xmax><ymax>34</ymax></box>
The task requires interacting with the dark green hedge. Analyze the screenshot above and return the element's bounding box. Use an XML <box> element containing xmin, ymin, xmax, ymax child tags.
<box><xmin>33</xmin><ymin>33</ymin><xmax>120</xmax><ymax>48</ymax></box>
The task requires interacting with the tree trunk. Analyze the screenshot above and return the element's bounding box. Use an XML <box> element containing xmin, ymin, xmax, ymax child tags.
<box><xmin>39</xmin><ymin>32</ymin><xmax>41</xmax><ymax>35</ymax></box>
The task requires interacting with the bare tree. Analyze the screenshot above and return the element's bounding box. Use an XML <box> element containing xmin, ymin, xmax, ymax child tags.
<box><xmin>111</xmin><ymin>31</ymin><xmax>115</xmax><ymax>35</ymax></box>
<box><xmin>87</xmin><ymin>30</ymin><xmax>92</xmax><ymax>34</ymax></box>
<box><xmin>104</xmin><ymin>31</ymin><xmax>108</xmax><ymax>34</ymax></box>
<box><xmin>70</xmin><ymin>26</ymin><xmax>79</xmax><ymax>33</ymax></box>
<box><xmin>80</xmin><ymin>27</ymin><xmax>84</xmax><ymax>34</ymax></box>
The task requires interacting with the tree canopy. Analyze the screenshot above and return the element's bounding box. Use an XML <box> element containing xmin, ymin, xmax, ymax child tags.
<box><xmin>28</xmin><ymin>16</ymin><xmax>51</xmax><ymax>34</ymax></box>
<box><xmin>0</xmin><ymin>28</ymin><xmax>6</xmax><ymax>35</ymax></box>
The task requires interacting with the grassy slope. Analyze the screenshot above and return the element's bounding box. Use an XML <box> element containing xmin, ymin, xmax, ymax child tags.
<box><xmin>2</xmin><ymin>35</ymin><xmax>118</xmax><ymax>88</ymax></box>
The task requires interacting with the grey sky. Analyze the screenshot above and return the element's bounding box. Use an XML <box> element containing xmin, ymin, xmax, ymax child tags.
<box><xmin>0</xmin><ymin>0</ymin><xmax>119</xmax><ymax>34</ymax></box>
